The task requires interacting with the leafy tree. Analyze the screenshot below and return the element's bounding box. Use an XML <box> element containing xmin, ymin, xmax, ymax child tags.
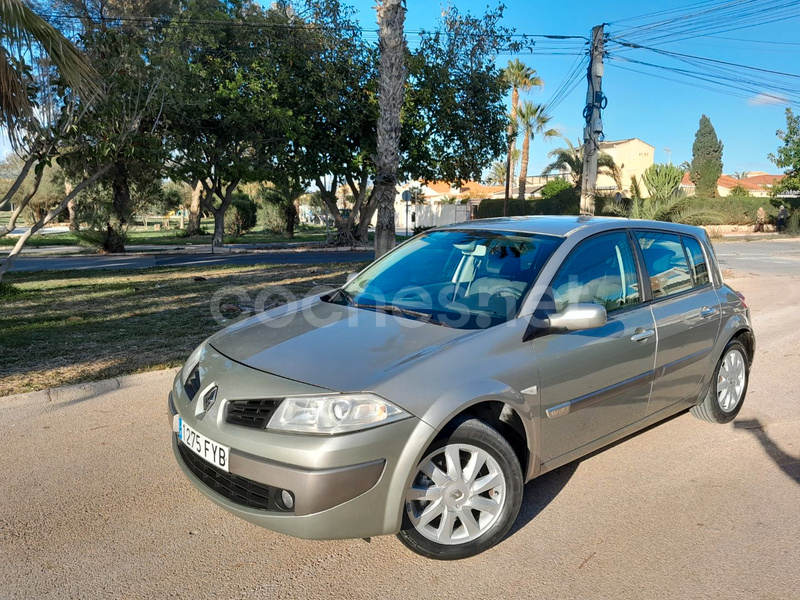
<box><xmin>541</xmin><ymin>178</ymin><xmax>572</xmax><ymax>199</ymax></box>
<box><xmin>61</xmin><ymin>24</ymin><xmax>171</xmax><ymax>252</ymax></box>
<box><xmin>690</xmin><ymin>114</ymin><xmax>723</xmax><ymax>197</ymax></box>
<box><xmin>283</xmin><ymin>0</ymin><xmax>379</xmax><ymax>246</ymax></box>
<box><xmin>402</xmin><ymin>4</ymin><xmax>516</xmax><ymax>196</ymax></box>
<box><xmin>641</xmin><ymin>163</ymin><xmax>684</xmax><ymax>201</ymax></box>
<box><xmin>543</xmin><ymin>138</ymin><xmax>620</xmax><ymax>190</ymax></box>
<box><xmin>768</xmin><ymin>108</ymin><xmax>800</xmax><ymax>195</ymax></box>
<box><xmin>516</xmin><ymin>101</ymin><xmax>559</xmax><ymax>200</ymax></box>
<box><xmin>165</xmin><ymin>0</ymin><xmax>295</xmax><ymax>248</ymax></box>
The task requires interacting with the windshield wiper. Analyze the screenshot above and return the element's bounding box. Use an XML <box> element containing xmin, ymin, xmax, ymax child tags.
<box><xmin>338</xmin><ymin>290</ymin><xmax>450</xmax><ymax>327</ymax></box>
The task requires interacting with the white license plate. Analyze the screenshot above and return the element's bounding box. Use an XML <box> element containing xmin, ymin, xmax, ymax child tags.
<box><xmin>178</xmin><ymin>418</ymin><xmax>230</xmax><ymax>472</ymax></box>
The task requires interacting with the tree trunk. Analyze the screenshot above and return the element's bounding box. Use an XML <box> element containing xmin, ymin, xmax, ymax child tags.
<box><xmin>65</xmin><ymin>179</ymin><xmax>78</xmax><ymax>232</ymax></box>
<box><xmin>355</xmin><ymin>189</ymin><xmax>378</xmax><ymax>243</ymax></box>
<box><xmin>374</xmin><ymin>0</ymin><xmax>406</xmax><ymax>258</ymax></box>
<box><xmin>212</xmin><ymin>209</ymin><xmax>225</xmax><ymax>248</ymax></box>
<box><xmin>105</xmin><ymin>161</ymin><xmax>131</xmax><ymax>253</ymax></box>
<box><xmin>284</xmin><ymin>202</ymin><xmax>297</xmax><ymax>239</ymax></box>
<box><xmin>186</xmin><ymin>180</ymin><xmax>203</xmax><ymax>236</ymax></box>
<box><xmin>518</xmin><ymin>130</ymin><xmax>531</xmax><ymax>201</ymax></box>
<box><xmin>503</xmin><ymin>88</ymin><xmax>520</xmax><ymax>216</ymax></box>
<box><xmin>210</xmin><ymin>180</ymin><xmax>239</xmax><ymax>248</ymax></box>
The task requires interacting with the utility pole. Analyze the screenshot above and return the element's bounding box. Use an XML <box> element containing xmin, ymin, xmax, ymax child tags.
<box><xmin>664</xmin><ymin>147</ymin><xmax>672</xmax><ymax>164</ymax></box>
<box><xmin>580</xmin><ymin>24</ymin><xmax>606</xmax><ymax>215</ymax></box>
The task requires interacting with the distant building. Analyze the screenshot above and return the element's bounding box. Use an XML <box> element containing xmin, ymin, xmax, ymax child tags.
<box><xmin>596</xmin><ymin>138</ymin><xmax>655</xmax><ymax>195</ymax></box>
<box><xmin>679</xmin><ymin>172</ymin><xmax>785</xmax><ymax>198</ymax></box>
<box><xmin>533</xmin><ymin>138</ymin><xmax>656</xmax><ymax>197</ymax></box>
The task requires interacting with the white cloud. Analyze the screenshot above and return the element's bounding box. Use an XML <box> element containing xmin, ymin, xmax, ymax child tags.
<box><xmin>749</xmin><ymin>92</ymin><xmax>788</xmax><ymax>106</ymax></box>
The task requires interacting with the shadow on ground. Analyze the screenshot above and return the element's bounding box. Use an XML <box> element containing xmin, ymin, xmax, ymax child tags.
<box><xmin>734</xmin><ymin>418</ymin><xmax>800</xmax><ymax>485</ymax></box>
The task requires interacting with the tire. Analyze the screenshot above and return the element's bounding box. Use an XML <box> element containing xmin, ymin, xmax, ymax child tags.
<box><xmin>396</xmin><ymin>417</ymin><xmax>523</xmax><ymax>560</ymax></box>
<box><xmin>691</xmin><ymin>339</ymin><xmax>750</xmax><ymax>424</ymax></box>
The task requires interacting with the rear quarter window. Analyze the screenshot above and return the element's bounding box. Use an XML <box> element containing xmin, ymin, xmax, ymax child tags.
<box><xmin>634</xmin><ymin>231</ymin><xmax>694</xmax><ymax>299</ymax></box>
<box><xmin>681</xmin><ymin>235</ymin><xmax>710</xmax><ymax>286</ymax></box>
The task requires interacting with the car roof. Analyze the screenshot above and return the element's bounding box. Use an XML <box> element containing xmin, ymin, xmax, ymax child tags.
<box><xmin>435</xmin><ymin>215</ymin><xmax>706</xmax><ymax>238</ymax></box>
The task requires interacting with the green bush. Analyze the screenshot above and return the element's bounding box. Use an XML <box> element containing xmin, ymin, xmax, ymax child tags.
<box><xmin>541</xmin><ymin>178</ymin><xmax>573</xmax><ymax>199</ymax></box>
<box><xmin>477</xmin><ymin>199</ymin><xmax>536</xmax><ymax>218</ymax></box>
<box><xmin>259</xmin><ymin>201</ymin><xmax>286</xmax><ymax>234</ymax></box>
<box><xmin>682</xmin><ymin>196</ymin><xmax>774</xmax><ymax>225</ymax></box>
<box><xmin>477</xmin><ymin>187</ymin><xmax>580</xmax><ymax>219</ymax></box>
<box><xmin>76</xmin><ymin>225</ymin><xmax>128</xmax><ymax>252</ymax></box>
<box><xmin>224</xmin><ymin>192</ymin><xmax>258</xmax><ymax>236</ymax></box>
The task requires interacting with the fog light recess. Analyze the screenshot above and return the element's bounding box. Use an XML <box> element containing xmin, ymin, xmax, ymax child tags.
<box><xmin>279</xmin><ymin>489</ymin><xmax>294</xmax><ymax>511</ymax></box>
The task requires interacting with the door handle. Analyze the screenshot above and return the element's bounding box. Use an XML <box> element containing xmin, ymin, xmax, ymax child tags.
<box><xmin>700</xmin><ymin>306</ymin><xmax>718</xmax><ymax>318</ymax></box>
<box><xmin>631</xmin><ymin>328</ymin><xmax>655</xmax><ymax>342</ymax></box>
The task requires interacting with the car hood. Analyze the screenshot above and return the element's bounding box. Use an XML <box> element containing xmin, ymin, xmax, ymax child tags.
<box><xmin>208</xmin><ymin>296</ymin><xmax>473</xmax><ymax>392</ymax></box>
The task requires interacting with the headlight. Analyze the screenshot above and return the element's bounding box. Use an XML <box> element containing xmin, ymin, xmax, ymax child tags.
<box><xmin>268</xmin><ymin>393</ymin><xmax>409</xmax><ymax>434</ymax></box>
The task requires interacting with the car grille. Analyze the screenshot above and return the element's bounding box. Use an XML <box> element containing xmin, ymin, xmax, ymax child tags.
<box><xmin>184</xmin><ymin>364</ymin><xmax>201</xmax><ymax>401</ymax></box>
<box><xmin>177</xmin><ymin>438</ymin><xmax>287</xmax><ymax>512</ymax></box>
<box><xmin>224</xmin><ymin>399</ymin><xmax>283</xmax><ymax>430</ymax></box>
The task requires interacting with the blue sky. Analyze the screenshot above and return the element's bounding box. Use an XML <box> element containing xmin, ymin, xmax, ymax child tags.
<box><xmin>354</xmin><ymin>0</ymin><xmax>797</xmax><ymax>178</ymax></box>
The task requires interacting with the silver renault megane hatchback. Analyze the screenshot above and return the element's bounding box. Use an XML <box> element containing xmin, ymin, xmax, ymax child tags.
<box><xmin>169</xmin><ymin>216</ymin><xmax>754</xmax><ymax>560</ymax></box>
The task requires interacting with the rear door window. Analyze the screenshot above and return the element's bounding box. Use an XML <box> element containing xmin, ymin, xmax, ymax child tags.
<box><xmin>634</xmin><ymin>231</ymin><xmax>693</xmax><ymax>299</ymax></box>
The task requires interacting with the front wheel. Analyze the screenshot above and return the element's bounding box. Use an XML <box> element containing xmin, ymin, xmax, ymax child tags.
<box><xmin>691</xmin><ymin>339</ymin><xmax>750</xmax><ymax>424</ymax></box>
<box><xmin>396</xmin><ymin>417</ymin><xmax>523</xmax><ymax>560</ymax></box>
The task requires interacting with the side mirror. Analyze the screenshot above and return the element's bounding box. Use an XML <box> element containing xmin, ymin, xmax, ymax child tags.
<box><xmin>547</xmin><ymin>303</ymin><xmax>607</xmax><ymax>331</ymax></box>
<box><xmin>346</xmin><ymin>272</ymin><xmax>358</xmax><ymax>284</ymax></box>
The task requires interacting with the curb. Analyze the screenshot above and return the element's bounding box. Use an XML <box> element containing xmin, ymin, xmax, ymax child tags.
<box><xmin>2</xmin><ymin>367</ymin><xmax>181</xmax><ymax>407</ymax></box>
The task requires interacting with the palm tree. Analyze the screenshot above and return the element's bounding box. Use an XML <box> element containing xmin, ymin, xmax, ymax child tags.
<box><xmin>516</xmin><ymin>102</ymin><xmax>560</xmax><ymax>200</ymax></box>
<box><xmin>603</xmin><ymin>195</ymin><xmax>722</xmax><ymax>225</ymax></box>
<box><xmin>486</xmin><ymin>160</ymin><xmax>506</xmax><ymax>186</ymax></box>
<box><xmin>1</xmin><ymin>0</ymin><xmax>97</xmax><ymax>134</ymax></box>
<box><xmin>733</xmin><ymin>171</ymin><xmax>750</xmax><ymax>181</ymax></box>
<box><xmin>542</xmin><ymin>138</ymin><xmax>620</xmax><ymax>191</ymax></box>
<box><xmin>373</xmin><ymin>0</ymin><xmax>405</xmax><ymax>258</ymax></box>
<box><xmin>501</xmin><ymin>59</ymin><xmax>543</xmax><ymax>214</ymax></box>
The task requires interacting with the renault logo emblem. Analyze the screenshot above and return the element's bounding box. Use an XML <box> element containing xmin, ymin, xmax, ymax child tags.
<box><xmin>202</xmin><ymin>386</ymin><xmax>218</xmax><ymax>412</ymax></box>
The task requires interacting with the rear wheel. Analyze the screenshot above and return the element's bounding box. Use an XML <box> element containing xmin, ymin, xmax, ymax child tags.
<box><xmin>691</xmin><ymin>339</ymin><xmax>749</xmax><ymax>424</ymax></box>
<box><xmin>397</xmin><ymin>417</ymin><xmax>523</xmax><ymax>560</ymax></box>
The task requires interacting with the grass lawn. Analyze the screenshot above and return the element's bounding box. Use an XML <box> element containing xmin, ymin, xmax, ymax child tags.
<box><xmin>0</xmin><ymin>262</ymin><xmax>366</xmax><ymax>396</ymax></box>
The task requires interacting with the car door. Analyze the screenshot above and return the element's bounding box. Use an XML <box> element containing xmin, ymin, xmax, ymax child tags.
<box><xmin>533</xmin><ymin>231</ymin><xmax>656</xmax><ymax>464</ymax></box>
<box><xmin>633</xmin><ymin>230</ymin><xmax>722</xmax><ymax>415</ymax></box>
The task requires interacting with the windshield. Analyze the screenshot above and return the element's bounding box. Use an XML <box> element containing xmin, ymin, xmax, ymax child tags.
<box><xmin>336</xmin><ymin>230</ymin><xmax>563</xmax><ymax>329</ymax></box>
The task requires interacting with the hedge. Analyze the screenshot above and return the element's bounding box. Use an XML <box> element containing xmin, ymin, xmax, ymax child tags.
<box><xmin>477</xmin><ymin>193</ymin><xmax>798</xmax><ymax>225</ymax></box>
<box><xmin>477</xmin><ymin>189</ymin><xmax>581</xmax><ymax>219</ymax></box>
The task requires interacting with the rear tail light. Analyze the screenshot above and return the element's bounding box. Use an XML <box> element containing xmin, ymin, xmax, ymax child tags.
<box><xmin>735</xmin><ymin>291</ymin><xmax>747</xmax><ymax>308</ymax></box>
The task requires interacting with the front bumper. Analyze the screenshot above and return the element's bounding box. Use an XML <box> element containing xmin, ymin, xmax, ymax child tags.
<box><xmin>168</xmin><ymin>354</ymin><xmax>436</xmax><ymax>540</ymax></box>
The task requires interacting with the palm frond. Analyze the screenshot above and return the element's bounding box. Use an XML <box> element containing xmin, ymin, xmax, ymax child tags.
<box><xmin>0</xmin><ymin>0</ymin><xmax>98</xmax><ymax>103</ymax></box>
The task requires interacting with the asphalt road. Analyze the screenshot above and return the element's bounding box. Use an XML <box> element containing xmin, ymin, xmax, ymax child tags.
<box><xmin>1</xmin><ymin>268</ymin><xmax>798</xmax><ymax>599</ymax></box>
<box><xmin>714</xmin><ymin>238</ymin><xmax>800</xmax><ymax>276</ymax></box>
<box><xmin>5</xmin><ymin>238</ymin><xmax>800</xmax><ymax>275</ymax></box>
<box><xmin>7</xmin><ymin>249</ymin><xmax>375</xmax><ymax>272</ymax></box>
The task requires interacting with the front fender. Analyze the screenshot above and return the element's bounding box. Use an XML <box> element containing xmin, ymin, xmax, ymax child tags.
<box><xmin>414</xmin><ymin>378</ymin><xmax>540</xmax><ymax>482</ymax></box>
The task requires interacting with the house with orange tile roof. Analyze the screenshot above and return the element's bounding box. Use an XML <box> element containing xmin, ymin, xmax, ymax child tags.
<box><xmin>679</xmin><ymin>172</ymin><xmax>784</xmax><ymax>197</ymax></box>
